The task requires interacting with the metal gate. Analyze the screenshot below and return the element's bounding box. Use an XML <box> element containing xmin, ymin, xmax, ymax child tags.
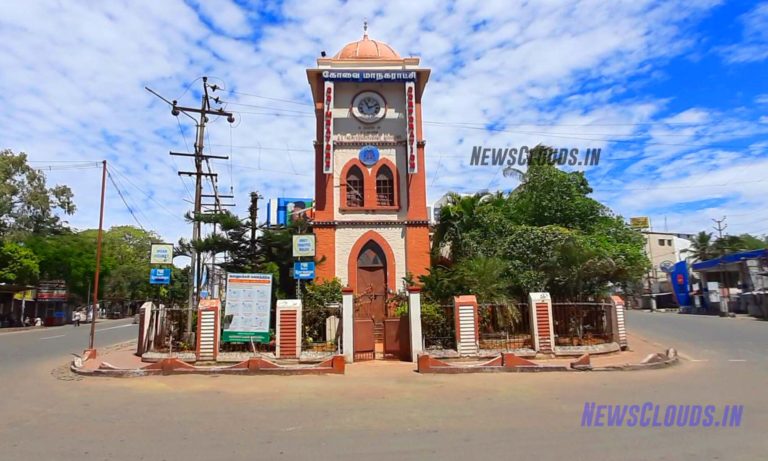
<box><xmin>353</xmin><ymin>319</ymin><xmax>375</xmax><ymax>361</ymax></box>
<box><xmin>383</xmin><ymin>317</ymin><xmax>410</xmax><ymax>361</ymax></box>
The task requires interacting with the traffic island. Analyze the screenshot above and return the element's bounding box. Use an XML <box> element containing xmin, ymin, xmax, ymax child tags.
<box><xmin>71</xmin><ymin>346</ymin><xmax>346</xmax><ymax>377</ymax></box>
<box><xmin>417</xmin><ymin>348</ymin><xmax>679</xmax><ymax>374</ymax></box>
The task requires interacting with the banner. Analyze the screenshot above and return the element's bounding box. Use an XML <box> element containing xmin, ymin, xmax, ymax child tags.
<box><xmin>223</xmin><ymin>273</ymin><xmax>273</xmax><ymax>343</ymax></box>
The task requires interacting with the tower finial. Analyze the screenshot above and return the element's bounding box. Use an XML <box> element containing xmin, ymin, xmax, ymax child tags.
<box><xmin>363</xmin><ymin>18</ymin><xmax>368</xmax><ymax>38</ymax></box>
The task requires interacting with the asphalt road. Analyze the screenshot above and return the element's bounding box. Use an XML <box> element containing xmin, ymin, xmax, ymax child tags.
<box><xmin>0</xmin><ymin>311</ymin><xmax>765</xmax><ymax>461</ymax></box>
<box><xmin>625</xmin><ymin>310</ymin><xmax>768</xmax><ymax>364</ymax></box>
<box><xmin>0</xmin><ymin>318</ymin><xmax>137</xmax><ymax>376</ymax></box>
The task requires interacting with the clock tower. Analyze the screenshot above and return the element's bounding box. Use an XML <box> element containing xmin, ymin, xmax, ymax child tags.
<box><xmin>307</xmin><ymin>27</ymin><xmax>431</xmax><ymax>316</ymax></box>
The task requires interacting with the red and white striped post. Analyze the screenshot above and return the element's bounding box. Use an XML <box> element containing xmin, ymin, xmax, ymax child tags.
<box><xmin>529</xmin><ymin>292</ymin><xmax>554</xmax><ymax>354</ymax></box>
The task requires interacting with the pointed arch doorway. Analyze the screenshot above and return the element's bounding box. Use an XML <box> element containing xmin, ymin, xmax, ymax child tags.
<box><xmin>355</xmin><ymin>241</ymin><xmax>387</xmax><ymax>322</ymax></box>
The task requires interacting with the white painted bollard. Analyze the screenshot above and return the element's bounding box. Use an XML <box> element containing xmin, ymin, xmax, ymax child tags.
<box><xmin>408</xmin><ymin>287</ymin><xmax>423</xmax><ymax>362</ymax></box>
<box><xmin>341</xmin><ymin>288</ymin><xmax>355</xmax><ymax>363</ymax></box>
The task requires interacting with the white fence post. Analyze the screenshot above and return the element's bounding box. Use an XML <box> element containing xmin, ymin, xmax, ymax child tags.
<box><xmin>341</xmin><ymin>288</ymin><xmax>355</xmax><ymax>363</ymax></box>
<box><xmin>408</xmin><ymin>287</ymin><xmax>423</xmax><ymax>362</ymax></box>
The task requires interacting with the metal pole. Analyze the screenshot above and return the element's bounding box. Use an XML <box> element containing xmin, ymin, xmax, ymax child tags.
<box><xmin>89</xmin><ymin>160</ymin><xmax>107</xmax><ymax>350</ymax></box>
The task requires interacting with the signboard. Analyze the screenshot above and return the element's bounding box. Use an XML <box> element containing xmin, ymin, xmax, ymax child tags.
<box><xmin>150</xmin><ymin>243</ymin><xmax>174</xmax><ymax>264</ymax></box>
<box><xmin>37</xmin><ymin>280</ymin><xmax>67</xmax><ymax>301</ymax></box>
<box><xmin>223</xmin><ymin>273</ymin><xmax>273</xmax><ymax>343</ymax></box>
<box><xmin>630</xmin><ymin>217</ymin><xmax>650</xmax><ymax>229</ymax></box>
<box><xmin>292</xmin><ymin>234</ymin><xmax>316</xmax><ymax>257</ymax></box>
<box><xmin>149</xmin><ymin>268</ymin><xmax>171</xmax><ymax>285</ymax></box>
<box><xmin>13</xmin><ymin>290</ymin><xmax>35</xmax><ymax>301</ymax></box>
<box><xmin>659</xmin><ymin>260</ymin><xmax>674</xmax><ymax>273</ymax></box>
<box><xmin>322</xmin><ymin>70</ymin><xmax>417</xmax><ymax>82</ymax></box>
<box><xmin>358</xmin><ymin>145</ymin><xmax>380</xmax><ymax>166</ymax></box>
<box><xmin>266</xmin><ymin>198</ymin><xmax>313</xmax><ymax>226</ymax></box>
<box><xmin>293</xmin><ymin>261</ymin><xmax>316</xmax><ymax>280</ymax></box>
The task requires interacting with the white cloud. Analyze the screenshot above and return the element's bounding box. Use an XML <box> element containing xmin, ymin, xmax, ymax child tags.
<box><xmin>717</xmin><ymin>2</ymin><xmax>768</xmax><ymax>63</ymax></box>
<box><xmin>2</xmin><ymin>0</ymin><xmax>765</xmax><ymax>246</ymax></box>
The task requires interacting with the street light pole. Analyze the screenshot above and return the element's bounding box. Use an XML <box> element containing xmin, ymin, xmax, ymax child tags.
<box><xmin>88</xmin><ymin>160</ymin><xmax>107</xmax><ymax>350</ymax></box>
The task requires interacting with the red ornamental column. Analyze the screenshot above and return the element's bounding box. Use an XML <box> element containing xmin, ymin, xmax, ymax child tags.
<box><xmin>528</xmin><ymin>292</ymin><xmax>554</xmax><ymax>354</ymax></box>
<box><xmin>276</xmin><ymin>299</ymin><xmax>302</xmax><ymax>359</ymax></box>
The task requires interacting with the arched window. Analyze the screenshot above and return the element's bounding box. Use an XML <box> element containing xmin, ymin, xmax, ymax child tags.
<box><xmin>346</xmin><ymin>166</ymin><xmax>364</xmax><ymax>207</ymax></box>
<box><xmin>376</xmin><ymin>166</ymin><xmax>394</xmax><ymax>206</ymax></box>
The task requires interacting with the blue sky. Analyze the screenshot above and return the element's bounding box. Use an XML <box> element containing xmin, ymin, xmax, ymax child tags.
<box><xmin>1</xmin><ymin>0</ymin><xmax>767</xmax><ymax>242</ymax></box>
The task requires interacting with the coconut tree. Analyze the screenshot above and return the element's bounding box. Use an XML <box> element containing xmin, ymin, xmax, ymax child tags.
<box><xmin>685</xmin><ymin>231</ymin><xmax>714</xmax><ymax>262</ymax></box>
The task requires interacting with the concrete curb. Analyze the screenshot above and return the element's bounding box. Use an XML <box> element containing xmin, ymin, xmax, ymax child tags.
<box><xmin>71</xmin><ymin>351</ymin><xmax>346</xmax><ymax>377</ymax></box>
<box><xmin>417</xmin><ymin>349</ymin><xmax>679</xmax><ymax>374</ymax></box>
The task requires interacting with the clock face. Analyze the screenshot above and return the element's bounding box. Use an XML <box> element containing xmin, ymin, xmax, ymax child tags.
<box><xmin>351</xmin><ymin>91</ymin><xmax>386</xmax><ymax>123</ymax></box>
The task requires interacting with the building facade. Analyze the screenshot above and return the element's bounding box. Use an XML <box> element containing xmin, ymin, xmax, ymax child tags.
<box><xmin>307</xmin><ymin>28</ymin><xmax>431</xmax><ymax>318</ymax></box>
<box><xmin>642</xmin><ymin>231</ymin><xmax>693</xmax><ymax>293</ymax></box>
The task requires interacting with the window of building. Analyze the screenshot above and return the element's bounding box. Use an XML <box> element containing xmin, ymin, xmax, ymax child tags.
<box><xmin>376</xmin><ymin>166</ymin><xmax>394</xmax><ymax>206</ymax></box>
<box><xmin>346</xmin><ymin>166</ymin><xmax>364</xmax><ymax>207</ymax></box>
<box><xmin>667</xmin><ymin>239</ymin><xmax>673</xmax><ymax>246</ymax></box>
<box><xmin>658</xmin><ymin>239</ymin><xmax>665</xmax><ymax>246</ymax></box>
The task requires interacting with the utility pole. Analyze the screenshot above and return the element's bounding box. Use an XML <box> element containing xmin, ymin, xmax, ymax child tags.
<box><xmin>249</xmin><ymin>191</ymin><xmax>262</xmax><ymax>268</ymax></box>
<box><xmin>712</xmin><ymin>216</ymin><xmax>727</xmax><ymax>248</ymax></box>
<box><xmin>712</xmin><ymin>216</ymin><xmax>729</xmax><ymax>315</ymax></box>
<box><xmin>88</xmin><ymin>160</ymin><xmax>107</xmax><ymax>351</ymax></box>
<box><xmin>146</xmin><ymin>77</ymin><xmax>235</xmax><ymax>338</ymax></box>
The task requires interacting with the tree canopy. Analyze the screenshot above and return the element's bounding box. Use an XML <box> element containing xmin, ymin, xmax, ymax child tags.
<box><xmin>0</xmin><ymin>149</ymin><xmax>75</xmax><ymax>239</ymax></box>
<box><xmin>425</xmin><ymin>146</ymin><xmax>648</xmax><ymax>303</ymax></box>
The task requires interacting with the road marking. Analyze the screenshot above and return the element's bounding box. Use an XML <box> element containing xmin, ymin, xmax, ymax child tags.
<box><xmin>40</xmin><ymin>334</ymin><xmax>66</xmax><ymax>340</ymax></box>
<box><xmin>689</xmin><ymin>359</ymin><xmax>709</xmax><ymax>362</ymax></box>
<box><xmin>728</xmin><ymin>359</ymin><xmax>747</xmax><ymax>362</ymax></box>
<box><xmin>96</xmin><ymin>324</ymin><xmax>135</xmax><ymax>332</ymax></box>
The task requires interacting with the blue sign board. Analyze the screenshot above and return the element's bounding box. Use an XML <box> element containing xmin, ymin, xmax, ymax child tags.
<box><xmin>149</xmin><ymin>268</ymin><xmax>171</xmax><ymax>285</ymax></box>
<box><xmin>359</xmin><ymin>145</ymin><xmax>380</xmax><ymax>166</ymax></box>
<box><xmin>293</xmin><ymin>262</ymin><xmax>315</xmax><ymax>280</ymax></box>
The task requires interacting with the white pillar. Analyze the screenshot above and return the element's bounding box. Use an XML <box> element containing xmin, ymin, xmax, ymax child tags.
<box><xmin>408</xmin><ymin>287</ymin><xmax>423</xmax><ymax>362</ymax></box>
<box><xmin>341</xmin><ymin>288</ymin><xmax>354</xmax><ymax>363</ymax></box>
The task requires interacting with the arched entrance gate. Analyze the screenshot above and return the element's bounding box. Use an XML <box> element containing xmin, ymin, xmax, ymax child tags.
<box><xmin>351</xmin><ymin>239</ymin><xmax>410</xmax><ymax>361</ymax></box>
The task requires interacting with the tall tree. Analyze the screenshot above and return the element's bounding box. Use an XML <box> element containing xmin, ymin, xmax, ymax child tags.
<box><xmin>0</xmin><ymin>149</ymin><xmax>75</xmax><ymax>239</ymax></box>
<box><xmin>0</xmin><ymin>241</ymin><xmax>39</xmax><ymax>285</ymax></box>
<box><xmin>685</xmin><ymin>231</ymin><xmax>714</xmax><ymax>261</ymax></box>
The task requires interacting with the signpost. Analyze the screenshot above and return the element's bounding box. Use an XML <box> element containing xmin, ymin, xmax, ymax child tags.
<box><xmin>222</xmin><ymin>273</ymin><xmax>273</xmax><ymax>343</ymax></box>
<box><xmin>149</xmin><ymin>268</ymin><xmax>172</xmax><ymax>285</ymax></box>
<box><xmin>292</xmin><ymin>235</ymin><xmax>316</xmax><ymax>299</ymax></box>
<box><xmin>292</xmin><ymin>235</ymin><xmax>316</xmax><ymax>257</ymax></box>
<box><xmin>293</xmin><ymin>262</ymin><xmax>315</xmax><ymax>280</ymax></box>
<box><xmin>150</xmin><ymin>243</ymin><xmax>174</xmax><ymax>264</ymax></box>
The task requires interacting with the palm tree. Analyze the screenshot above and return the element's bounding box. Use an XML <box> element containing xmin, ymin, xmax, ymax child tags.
<box><xmin>431</xmin><ymin>192</ymin><xmax>490</xmax><ymax>261</ymax></box>
<box><xmin>685</xmin><ymin>231</ymin><xmax>714</xmax><ymax>262</ymax></box>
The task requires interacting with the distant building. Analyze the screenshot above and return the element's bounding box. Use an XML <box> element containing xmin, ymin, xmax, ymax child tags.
<box><xmin>641</xmin><ymin>231</ymin><xmax>693</xmax><ymax>294</ymax></box>
<box><xmin>692</xmin><ymin>249</ymin><xmax>768</xmax><ymax>317</ymax></box>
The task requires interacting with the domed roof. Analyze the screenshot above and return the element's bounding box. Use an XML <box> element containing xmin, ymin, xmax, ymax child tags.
<box><xmin>333</xmin><ymin>24</ymin><xmax>401</xmax><ymax>60</ymax></box>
